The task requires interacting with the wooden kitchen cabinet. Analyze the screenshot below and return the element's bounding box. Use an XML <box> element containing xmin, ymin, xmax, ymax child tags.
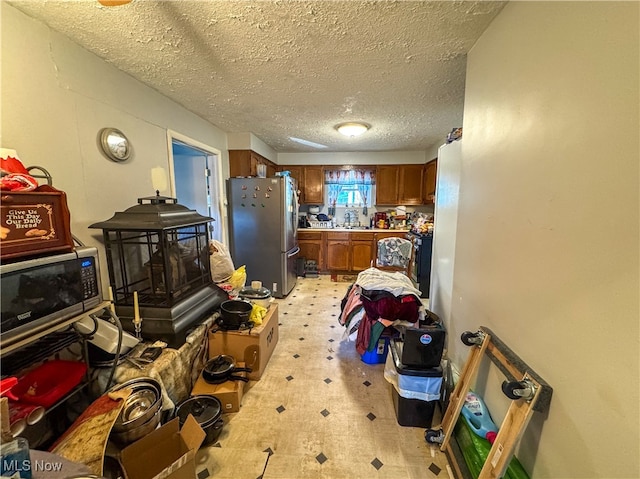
<box><xmin>281</xmin><ymin>166</ymin><xmax>304</xmax><ymax>197</ymax></box>
<box><xmin>302</xmin><ymin>166</ymin><xmax>324</xmax><ymax>204</ymax></box>
<box><xmin>376</xmin><ymin>164</ymin><xmax>423</xmax><ymax>205</ymax></box>
<box><xmin>375</xmin><ymin>165</ymin><xmax>400</xmax><ymax>205</ymax></box>
<box><xmin>279</xmin><ymin>165</ymin><xmax>324</xmax><ymax>204</ymax></box>
<box><xmin>398</xmin><ymin>164</ymin><xmax>424</xmax><ymax>205</ymax></box>
<box><xmin>266</xmin><ymin>160</ymin><xmax>278</xmax><ymax>178</ymax></box>
<box><xmin>298</xmin><ymin>231</ymin><xmax>324</xmax><ymax>270</ymax></box>
<box><xmin>423</xmin><ymin>159</ymin><xmax>437</xmax><ymax>203</ymax></box>
<box><xmin>301</xmin><ymin>229</ymin><xmax>409</xmax><ymax>273</ymax></box>
<box><xmin>350</xmin><ymin>232</ymin><xmax>374</xmax><ymax>272</ymax></box>
<box><xmin>325</xmin><ymin>232</ymin><xmax>350</xmax><ymax>271</ymax></box>
<box><xmin>229</xmin><ymin>150</ymin><xmax>277</xmax><ymax>178</ymax></box>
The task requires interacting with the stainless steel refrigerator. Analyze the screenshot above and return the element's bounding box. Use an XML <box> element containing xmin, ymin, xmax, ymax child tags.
<box><xmin>227</xmin><ymin>176</ymin><xmax>299</xmax><ymax>298</ymax></box>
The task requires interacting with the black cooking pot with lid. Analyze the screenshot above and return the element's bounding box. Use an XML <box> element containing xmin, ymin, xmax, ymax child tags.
<box><xmin>175</xmin><ymin>395</ymin><xmax>224</xmax><ymax>446</ymax></box>
<box><xmin>219</xmin><ymin>299</ymin><xmax>253</xmax><ymax>330</ymax></box>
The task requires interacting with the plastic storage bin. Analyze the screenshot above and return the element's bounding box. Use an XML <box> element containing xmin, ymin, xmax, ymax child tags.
<box><xmin>386</xmin><ymin>339</ymin><xmax>443</xmax><ymax>427</ymax></box>
<box><xmin>390</xmin><ymin>339</ymin><xmax>443</xmax><ymax>400</ymax></box>
<box><xmin>13</xmin><ymin>360</ymin><xmax>87</xmax><ymax>408</ymax></box>
<box><xmin>391</xmin><ymin>386</ymin><xmax>437</xmax><ymax>428</ymax></box>
<box><xmin>361</xmin><ymin>336</ymin><xmax>391</xmax><ymax>364</ymax></box>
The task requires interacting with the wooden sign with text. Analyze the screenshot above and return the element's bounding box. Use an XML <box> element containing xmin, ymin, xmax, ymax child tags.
<box><xmin>0</xmin><ymin>186</ymin><xmax>74</xmax><ymax>261</ymax></box>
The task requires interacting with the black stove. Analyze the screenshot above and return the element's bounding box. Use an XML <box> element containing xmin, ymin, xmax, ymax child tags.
<box><xmin>406</xmin><ymin>231</ymin><xmax>433</xmax><ymax>298</ymax></box>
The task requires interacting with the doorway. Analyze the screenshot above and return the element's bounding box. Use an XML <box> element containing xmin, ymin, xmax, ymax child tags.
<box><xmin>167</xmin><ymin>131</ymin><xmax>225</xmax><ymax>243</ymax></box>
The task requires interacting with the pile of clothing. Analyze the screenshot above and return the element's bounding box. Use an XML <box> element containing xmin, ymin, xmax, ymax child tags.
<box><xmin>339</xmin><ymin>267</ymin><xmax>426</xmax><ymax>356</ymax></box>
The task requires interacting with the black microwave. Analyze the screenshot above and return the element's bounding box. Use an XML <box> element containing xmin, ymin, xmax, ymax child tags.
<box><xmin>1</xmin><ymin>246</ymin><xmax>102</xmax><ymax>344</ymax></box>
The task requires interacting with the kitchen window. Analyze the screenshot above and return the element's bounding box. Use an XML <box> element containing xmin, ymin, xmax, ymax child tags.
<box><xmin>325</xmin><ymin>169</ymin><xmax>376</xmax><ymax>212</ymax></box>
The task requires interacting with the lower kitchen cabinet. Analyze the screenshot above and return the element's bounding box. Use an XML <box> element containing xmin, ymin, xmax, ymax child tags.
<box><xmin>298</xmin><ymin>231</ymin><xmax>324</xmax><ymax>269</ymax></box>
<box><xmin>298</xmin><ymin>229</ymin><xmax>410</xmax><ymax>273</ymax></box>
<box><xmin>351</xmin><ymin>233</ymin><xmax>374</xmax><ymax>272</ymax></box>
<box><xmin>325</xmin><ymin>232</ymin><xmax>350</xmax><ymax>271</ymax></box>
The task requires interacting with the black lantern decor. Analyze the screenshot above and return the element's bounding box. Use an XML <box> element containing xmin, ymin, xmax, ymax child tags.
<box><xmin>90</xmin><ymin>193</ymin><xmax>228</xmax><ymax>347</ymax></box>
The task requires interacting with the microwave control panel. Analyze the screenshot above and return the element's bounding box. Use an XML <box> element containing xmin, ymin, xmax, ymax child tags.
<box><xmin>80</xmin><ymin>257</ymin><xmax>99</xmax><ymax>300</ymax></box>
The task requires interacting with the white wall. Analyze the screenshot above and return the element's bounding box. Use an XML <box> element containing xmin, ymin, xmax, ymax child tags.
<box><xmin>1</xmin><ymin>3</ymin><xmax>229</xmax><ymax>256</ymax></box>
<box><xmin>449</xmin><ymin>2</ymin><xmax>638</xmax><ymax>477</ymax></box>
<box><xmin>227</xmin><ymin>132</ymin><xmax>278</xmax><ymax>163</ymax></box>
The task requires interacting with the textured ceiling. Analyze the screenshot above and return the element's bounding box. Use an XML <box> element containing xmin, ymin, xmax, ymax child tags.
<box><xmin>9</xmin><ymin>0</ymin><xmax>506</xmax><ymax>152</ymax></box>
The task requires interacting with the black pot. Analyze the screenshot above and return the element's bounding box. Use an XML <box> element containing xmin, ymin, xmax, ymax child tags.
<box><xmin>202</xmin><ymin>355</ymin><xmax>252</xmax><ymax>384</ymax></box>
<box><xmin>175</xmin><ymin>395</ymin><xmax>224</xmax><ymax>446</ymax></box>
<box><xmin>219</xmin><ymin>300</ymin><xmax>253</xmax><ymax>330</ymax></box>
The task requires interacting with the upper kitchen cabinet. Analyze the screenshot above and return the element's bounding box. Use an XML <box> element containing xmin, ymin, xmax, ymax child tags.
<box><xmin>281</xmin><ymin>166</ymin><xmax>303</xmax><ymax>197</ymax></box>
<box><xmin>375</xmin><ymin>165</ymin><xmax>423</xmax><ymax>205</ymax></box>
<box><xmin>398</xmin><ymin>164</ymin><xmax>424</xmax><ymax>204</ymax></box>
<box><xmin>279</xmin><ymin>165</ymin><xmax>324</xmax><ymax>204</ymax></box>
<box><xmin>303</xmin><ymin>166</ymin><xmax>324</xmax><ymax>205</ymax></box>
<box><xmin>423</xmin><ymin>159</ymin><xmax>437</xmax><ymax>204</ymax></box>
<box><xmin>229</xmin><ymin>150</ymin><xmax>277</xmax><ymax>178</ymax></box>
<box><xmin>375</xmin><ymin>166</ymin><xmax>399</xmax><ymax>205</ymax></box>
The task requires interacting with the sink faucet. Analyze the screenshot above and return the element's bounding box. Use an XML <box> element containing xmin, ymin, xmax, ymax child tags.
<box><xmin>344</xmin><ymin>209</ymin><xmax>359</xmax><ymax>226</ymax></box>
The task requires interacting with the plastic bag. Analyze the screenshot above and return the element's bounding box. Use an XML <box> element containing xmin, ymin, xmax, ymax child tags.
<box><xmin>227</xmin><ymin>265</ymin><xmax>247</xmax><ymax>291</ymax></box>
<box><xmin>209</xmin><ymin>240</ymin><xmax>235</xmax><ymax>282</ymax></box>
<box><xmin>250</xmin><ymin>304</ymin><xmax>267</xmax><ymax>326</ymax></box>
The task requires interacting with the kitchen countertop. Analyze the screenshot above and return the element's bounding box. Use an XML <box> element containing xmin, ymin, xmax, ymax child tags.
<box><xmin>299</xmin><ymin>227</ymin><xmax>410</xmax><ymax>233</ymax></box>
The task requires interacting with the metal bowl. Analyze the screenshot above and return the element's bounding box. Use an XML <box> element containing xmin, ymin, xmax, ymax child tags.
<box><xmin>110</xmin><ymin>407</ymin><xmax>162</xmax><ymax>446</ymax></box>
<box><xmin>109</xmin><ymin>377</ymin><xmax>162</xmax><ymax>432</ymax></box>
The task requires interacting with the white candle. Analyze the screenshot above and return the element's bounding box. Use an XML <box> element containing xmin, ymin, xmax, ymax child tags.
<box><xmin>133</xmin><ymin>291</ymin><xmax>141</xmax><ymax>324</ymax></box>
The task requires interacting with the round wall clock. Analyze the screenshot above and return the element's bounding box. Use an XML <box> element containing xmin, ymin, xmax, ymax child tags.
<box><xmin>99</xmin><ymin>128</ymin><xmax>131</xmax><ymax>162</ymax></box>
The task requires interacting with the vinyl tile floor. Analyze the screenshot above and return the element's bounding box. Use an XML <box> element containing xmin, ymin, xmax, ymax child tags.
<box><xmin>196</xmin><ymin>275</ymin><xmax>451</xmax><ymax>479</ymax></box>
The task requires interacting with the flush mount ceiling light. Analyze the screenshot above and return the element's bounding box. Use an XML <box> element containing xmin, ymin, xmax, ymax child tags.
<box><xmin>335</xmin><ymin>122</ymin><xmax>370</xmax><ymax>137</ymax></box>
<box><xmin>98</xmin><ymin>0</ymin><xmax>132</xmax><ymax>6</ymax></box>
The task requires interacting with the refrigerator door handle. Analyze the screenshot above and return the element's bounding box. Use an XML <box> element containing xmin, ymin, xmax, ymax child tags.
<box><xmin>287</xmin><ymin>246</ymin><xmax>301</xmax><ymax>258</ymax></box>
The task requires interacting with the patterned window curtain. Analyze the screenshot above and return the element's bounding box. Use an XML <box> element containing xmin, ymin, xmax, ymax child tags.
<box><xmin>325</xmin><ymin>169</ymin><xmax>375</xmax><ymax>214</ymax></box>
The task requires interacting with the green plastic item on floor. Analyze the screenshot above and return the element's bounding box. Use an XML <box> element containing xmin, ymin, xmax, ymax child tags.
<box><xmin>454</xmin><ymin>415</ymin><xmax>530</xmax><ymax>479</ymax></box>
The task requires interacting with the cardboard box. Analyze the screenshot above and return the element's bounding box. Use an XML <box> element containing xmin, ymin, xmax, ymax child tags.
<box><xmin>191</xmin><ymin>363</ymin><xmax>247</xmax><ymax>413</ymax></box>
<box><xmin>208</xmin><ymin>303</ymin><xmax>279</xmax><ymax>380</ymax></box>
<box><xmin>120</xmin><ymin>415</ymin><xmax>205</xmax><ymax>479</ymax></box>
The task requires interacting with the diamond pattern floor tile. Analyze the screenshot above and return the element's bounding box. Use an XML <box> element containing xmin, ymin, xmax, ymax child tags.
<box><xmin>212</xmin><ymin>276</ymin><xmax>450</xmax><ymax>478</ymax></box>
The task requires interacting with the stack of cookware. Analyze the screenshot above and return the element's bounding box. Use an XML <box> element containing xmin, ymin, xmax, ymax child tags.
<box><xmin>109</xmin><ymin>377</ymin><xmax>163</xmax><ymax>446</ymax></box>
